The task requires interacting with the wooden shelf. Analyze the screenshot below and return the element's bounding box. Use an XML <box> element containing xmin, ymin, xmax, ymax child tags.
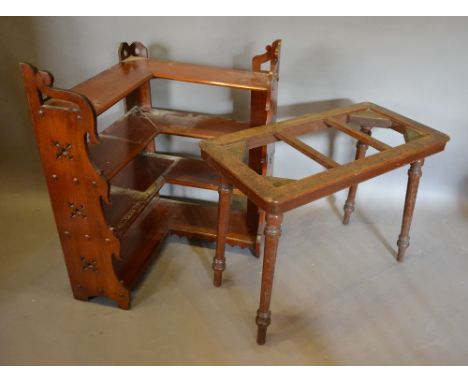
<box><xmin>114</xmin><ymin>195</ymin><xmax>256</xmax><ymax>288</ymax></box>
<box><xmin>143</xmin><ymin>152</ymin><xmax>243</xmax><ymax>195</ymax></box>
<box><xmin>21</xmin><ymin>40</ymin><xmax>279</xmax><ymax>309</ymax></box>
<box><xmin>146</xmin><ymin>108</ymin><xmax>250</xmax><ymax>139</ymax></box>
<box><xmin>72</xmin><ymin>61</ymin><xmax>152</xmax><ymax>115</ymax></box>
<box><xmin>88</xmin><ymin>108</ymin><xmax>158</xmax><ymax>179</ymax></box>
<box><xmin>114</xmin><ymin>197</ymin><xmax>172</xmax><ymax>288</ymax></box>
<box><xmin>146</xmin><ymin>60</ymin><xmax>271</xmax><ymax>91</ymax></box>
<box><xmin>72</xmin><ymin>59</ymin><xmax>271</xmax><ymax>116</ymax></box>
<box><xmin>103</xmin><ymin>153</ymin><xmax>176</xmax><ymax>238</ymax></box>
<box><xmin>167</xmin><ymin>197</ymin><xmax>256</xmax><ymax>249</ymax></box>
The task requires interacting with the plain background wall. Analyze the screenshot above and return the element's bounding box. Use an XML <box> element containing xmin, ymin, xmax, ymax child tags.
<box><xmin>1</xmin><ymin>17</ymin><xmax>467</xmax><ymax>206</ymax></box>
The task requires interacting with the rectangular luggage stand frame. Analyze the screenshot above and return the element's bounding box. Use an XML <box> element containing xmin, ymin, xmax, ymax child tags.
<box><xmin>200</xmin><ymin>101</ymin><xmax>449</xmax><ymax>344</ymax></box>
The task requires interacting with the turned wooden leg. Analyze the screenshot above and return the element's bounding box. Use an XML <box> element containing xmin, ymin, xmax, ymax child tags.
<box><xmin>397</xmin><ymin>159</ymin><xmax>424</xmax><ymax>262</ymax></box>
<box><xmin>343</xmin><ymin>126</ymin><xmax>372</xmax><ymax>225</ymax></box>
<box><xmin>213</xmin><ymin>180</ymin><xmax>233</xmax><ymax>287</ymax></box>
<box><xmin>256</xmin><ymin>213</ymin><xmax>283</xmax><ymax>345</ymax></box>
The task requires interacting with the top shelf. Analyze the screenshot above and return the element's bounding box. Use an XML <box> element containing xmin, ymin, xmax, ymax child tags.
<box><xmin>145</xmin><ymin>60</ymin><xmax>271</xmax><ymax>91</ymax></box>
<box><xmin>71</xmin><ymin>61</ymin><xmax>152</xmax><ymax>116</ymax></box>
<box><xmin>72</xmin><ymin>59</ymin><xmax>272</xmax><ymax>116</ymax></box>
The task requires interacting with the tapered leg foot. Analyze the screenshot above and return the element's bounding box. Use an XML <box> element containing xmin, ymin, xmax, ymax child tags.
<box><xmin>257</xmin><ymin>327</ymin><xmax>267</xmax><ymax>345</ymax></box>
<box><xmin>212</xmin><ymin>258</ymin><xmax>226</xmax><ymax>287</ymax></box>
<box><xmin>213</xmin><ymin>181</ymin><xmax>232</xmax><ymax>287</ymax></box>
<box><xmin>256</xmin><ymin>309</ymin><xmax>271</xmax><ymax>345</ymax></box>
<box><xmin>397</xmin><ymin>159</ymin><xmax>424</xmax><ymax>262</ymax></box>
<box><xmin>342</xmin><ymin>200</ymin><xmax>355</xmax><ymax>225</ymax></box>
<box><xmin>397</xmin><ymin>235</ymin><xmax>410</xmax><ymax>262</ymax></box>
<box><xmin>255</xmin><ymin>213</ymin><xmax>283</xmax><ymax>345</ymax></box>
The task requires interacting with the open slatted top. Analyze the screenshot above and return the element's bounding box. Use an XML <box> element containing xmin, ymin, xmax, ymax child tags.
<box><xmin>72</xmin><ymin>58</ymin><xmax>272</xmax><ymax>115</ymax></box>
<box><xmin>200</xmin><ymin>102</ymin><xmax>450</xmax><ymax>214</ymax></box>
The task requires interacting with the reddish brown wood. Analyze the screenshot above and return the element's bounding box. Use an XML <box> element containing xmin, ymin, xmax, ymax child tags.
<box><xmin>20</xmin><ymin>62</ymin><xmax>131</xmax><ymax>309</ymax></box>
<box><xmin>325</xmin><ymin>117</ymin><xmax>391</xmax><ymax>151</ymax></box>
<box><xmin>275</xmin><ymin>127</ymin><xmax>339</xmax><ymax>169</ymax></box>
<box><xmin>256</xmin><ymin>213</ymin><xmax>283</xmax><ymax>345</ymax></box>
<box><xmin>71</xmin><ymin>60</ymin><xmax>152</xmax><ymax>116</ymax></box>
<box><xmin>147</xmin><ymin>108</ymin><xmax>250</xmax><ymax>139</ymax></box>
<box><xmin>118</xmin><ymin>42</ymin><xmax>154</xmax><ymax>152</ymax></box>
<box><xmin>88</xmin><ymin>109</ymin><xmax>159</xmax><ymax>179</ymax></box>
<box><xmin>397</xmin><ymin>159</ymin><xmax>424</xmax><ymax>262</ymax></box>
<box><xmin>20</xmin><ymin>39</ymin><xmax>281</xmax><ymax>309</ymax></box>
<box><xmin>200</xmin><ymin>102</ymin><xmax>449</xmax><ymax>344</ymax></box>
<box><xmin>213</xmin><ymin>180</ymin><xmax>233</xmax><ymax>287</ymax></box>
<box><xmin>146</xmin><ymin>60</ymin><xmax>271</xmax><ymax>91</ymax></box>
<box><xmin>248</xmin><ymin>40</ymin><xmax>282</xmax><ymax>256</ymax></box>
<box><xmin>342</xmin><ymin>125</ymin><xmax>372</xmax><ymax>225</ymax></box>
<box><xmin>169</xmin><ymin>197</ymin><xmax>256</xmax><ymax>249</ymax></box>
<box><xmin>118</xmin><ymin>42</ymin><xmax>152</xmax><ymax>111</ymax></box>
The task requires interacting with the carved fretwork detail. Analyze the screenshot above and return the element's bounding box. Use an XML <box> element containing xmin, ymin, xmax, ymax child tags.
<box><xmin>80</xmin><ymin>257</ymin><xmax>97</xmax><ymax>272</ymax></box>
<box><xmin>68</xmin><ymin>202</ymin><xmax>87</xmax><ymax>219</ymax></box>
<box><xmin>119</xmin><ymin>42</ymin><xmax>148</xmax><ymax>61</ymax></box>
<box><xmin>53</xmin><ymin>141</ymin><xmax>73</xmax><ymax>160</ymax></box>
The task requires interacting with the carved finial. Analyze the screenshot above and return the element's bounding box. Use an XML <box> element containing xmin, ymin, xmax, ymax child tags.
<box><xmin>118</xmin><ymin>42</ymin><xmax>148</xmax><ymax>61</ymax></box>
<box><xmin>266</xmin><ymin>39</ymin><xmax>282</xmax><ymax>61</ymax></box>
<box><xmin>252</xmin><ymin>39</ymin><xmax>282</xmax><ymax>73</ymax></box>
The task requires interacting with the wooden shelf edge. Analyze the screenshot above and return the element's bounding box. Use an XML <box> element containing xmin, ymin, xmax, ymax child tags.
<box><xmin>71</xmin><ymin>59</ymin><xmax>271</xmax><ymax>116</ymax></box>
<box><xmin>88</xmin><ymin>108</ymin><xmax>158</xmax><ymax>179</ymax></box>
<box><xmin>144</xmin><ymin>152</ymin><xmax>244</xmax><ymax>195</ymax></box>
<box><xmin>114</xmin><ymin>197</ymin><xmax>172</xmax><ymax>288</ymax></box>
<box><xmin>146</xmin><ymin>60</ymin><xmax>272</xmax><ymax>91</ymax></box>
<box><xmin>164</xmin><ymin>197</ymin><xmax>256</xmax><ymax>250</ymax></box>
<box><xmin>145</xmin><ymin>108</ymin><xmax>250</xmax><ymax>140</ymax></box>
<box><xmin>113</xmin><ymin>196</ymin><xmax>257</xmax><ymax>290</ymax></box>
<box><xmin>72</xmin><ymin>61</ymin><xmax>153</xmax><ymax>116</ymax></box>
<box><xmin>104</xmin><ymin>153</ymin><xmax>177</xmax><ymax>237</ymax></box>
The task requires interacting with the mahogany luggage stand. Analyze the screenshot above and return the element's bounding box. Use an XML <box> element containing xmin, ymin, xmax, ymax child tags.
<box><xmin>20</xmin><ymin>40</ymin><xmax>281</xmax><ymax>309</ymax></box>
<box><xmin>200</xmin><ymin>103</ymin><xmax>450</xmax><ymax>345</ymax></box>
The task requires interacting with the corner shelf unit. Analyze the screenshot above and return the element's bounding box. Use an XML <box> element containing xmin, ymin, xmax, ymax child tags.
<box><xmin>21</xmin><ymin>40</ymin><xmax>281</xmax><ymax>308</ymax></box>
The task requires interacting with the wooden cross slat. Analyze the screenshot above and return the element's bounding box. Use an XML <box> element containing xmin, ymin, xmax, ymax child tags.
<box><xmin>325</xmin><ymin>117</ymin><xmax>392</xmax><ymax>151</ymax></box>
<box><xmin>274</xmin><ymin>128</ymin><xmax>340</xmax><ymax>169</ymax></box>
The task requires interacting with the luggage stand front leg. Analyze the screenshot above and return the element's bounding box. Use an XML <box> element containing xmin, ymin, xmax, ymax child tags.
<box><xmin>397</xmin><ymin>159</ymin><xmax>424</xmax><ymax>262</ymax></box>
<box><xmin>256</xmin><ymin>213</ymin><xmax>283</xmax><ymax>345</ymax></box>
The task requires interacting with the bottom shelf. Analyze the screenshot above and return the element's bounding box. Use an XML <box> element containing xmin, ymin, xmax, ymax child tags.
<box><xmin>114</xmin><ymin>196</ymin><xmax>257</xmax><ymax>289</ymax></box>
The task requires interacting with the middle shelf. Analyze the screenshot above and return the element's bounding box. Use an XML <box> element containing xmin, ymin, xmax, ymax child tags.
<box><xmin>88</xmin><ymin>106</ymin><xmax>256</xmax><ymax>258</ymax></box>
<box><xmin>103</xmin><ymin>151</ymin><xmax>243</xmax><ymax>238</ymax></box>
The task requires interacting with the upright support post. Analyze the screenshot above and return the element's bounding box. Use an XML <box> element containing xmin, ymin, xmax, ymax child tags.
<box><xmin>248</xmin><ymin>40</ymin><xmax>281</xmax><ymax>257</ymax></box>
<box><xmin>397</xmin><ymin>159</ymin><xmax>424</xmax><ymax>262</ymax></box>
<box><xmin>118</xmin><ymin>41</ymin><xmax>154</xmax><ymax>152</ymax></box>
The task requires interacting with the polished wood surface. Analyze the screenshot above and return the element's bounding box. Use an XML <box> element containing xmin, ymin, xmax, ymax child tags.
<box><xmin>342</xmin><ymin>125</ymin><xmax>372</xmax><ymax>225</ymax></box>
<box><xmin>146</xmin><ymin>59</ymin><xmax>272</xmax><ymax>91</ymax></box>
<box><xmin>71</xmin><ymin>58</ymin><xmax>272</xmax><ymax>116</ymax></box>
<box><xmin>201</xmin><ymin>103</ymin><xmax>449</xmax><ymax>344</ymax></box>
<box><xmin>88</xmin><ymin>108</ymin><xmax>159</xmax><ymax>179</ymax></box>
<box><xmin>201</xmin><ymin>103</ymin><xmax>449</xmax><ymax>214</ymax></box>
<box><xmin>256</xmin><ymin>213</ymin><xmax>283</xmax><ymax>345</ymax></box>
<box><xmin>148</xmin><ymin>108</ymin><xmax>250</xmax><ymax>139</ymax></box>
<box><xmin>397</xmin><ymin>159</ymin><xmax>424</xmax><ymax>262</ymax></box>
<box><xmin>213</xmin><ymin>180</ymin><xmax>233</xmax><ymax>287</ymax></box>
<box><xmin>20</xmin><ymin>39</ymin><xmax>281</xmax><ymax>308</ymax></box>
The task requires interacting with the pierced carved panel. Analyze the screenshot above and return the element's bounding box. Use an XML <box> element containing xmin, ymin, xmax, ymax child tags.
<box><xmin>80</xmin><ymin>257</ymin><xmax>97</xmax><ymax>272</ymax></box>
<box><xmin>53</xmin><ymin>141</ymin><xmax>73</xmax><ymax>160</ymax></box>
<box><xmin>68</xmin><ymin>202</ymin><xmax>87</xmax><ymax>219</ymax></box>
